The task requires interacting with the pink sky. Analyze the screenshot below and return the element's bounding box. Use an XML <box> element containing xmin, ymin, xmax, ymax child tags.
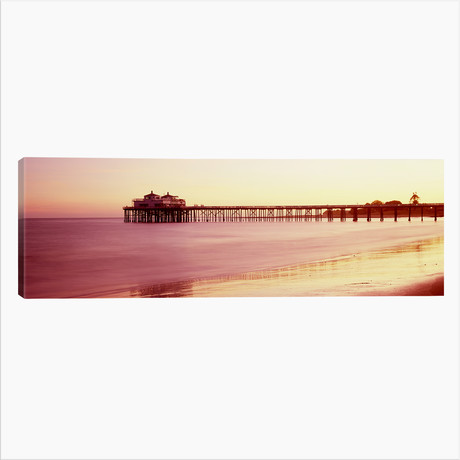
<box><xmin>19</xmin><ymin>158</ymin><xmax>444</xmax><ymax>218</ymax></box>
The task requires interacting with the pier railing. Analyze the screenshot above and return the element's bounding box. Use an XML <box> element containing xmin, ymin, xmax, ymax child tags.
<box><xmin>123</xmin><ymin>203</ymin><xmax>444</xmax><ymax>223</ymax></box>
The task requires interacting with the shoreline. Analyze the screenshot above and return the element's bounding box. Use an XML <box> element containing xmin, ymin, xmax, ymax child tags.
<box><xmin>124</xmin><ymin>272</ymin><xmax>445</xmax><ymax>299</ymax></box>
<box><xmin>122</xmin><ymin>236</ymin><xmax>444</xmax><ymax>298</ymax></box>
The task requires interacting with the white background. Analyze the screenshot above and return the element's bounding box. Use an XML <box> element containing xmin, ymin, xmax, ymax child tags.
<box><xmin>1</xmin><ymin>1</ymin><xmax>459</xmax><ymax>459</ymax></box>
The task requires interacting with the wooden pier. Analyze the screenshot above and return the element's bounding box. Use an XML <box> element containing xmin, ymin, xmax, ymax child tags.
<box><xmin>123</xmin><ymin>203</ymin><xmax>444</xmax><ymax>223</ymax></box>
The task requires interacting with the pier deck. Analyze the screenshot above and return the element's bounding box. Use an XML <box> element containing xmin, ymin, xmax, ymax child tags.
<box><xmin>123</xmin><ymin>203</ymin><xmax>444</xmax><ymax>223</ymax></box>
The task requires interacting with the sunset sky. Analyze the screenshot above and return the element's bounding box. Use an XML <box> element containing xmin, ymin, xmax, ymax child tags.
<box><xmin>19</xmin><ymin>158</ymin><xmax>444</xmax><ymax>218</ymax></box>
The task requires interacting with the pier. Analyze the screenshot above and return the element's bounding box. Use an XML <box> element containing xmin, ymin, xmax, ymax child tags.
<box><xmin>123</xmin><ymin>203</ymin><xmax>444</xmax><ymax>223</ymax></box>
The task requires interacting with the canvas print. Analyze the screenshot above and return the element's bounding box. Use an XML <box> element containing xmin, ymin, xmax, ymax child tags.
<box><xmin>18</xmin><ymin>158</ymin><xmax>444</xmax><ymax>298</ymax></box>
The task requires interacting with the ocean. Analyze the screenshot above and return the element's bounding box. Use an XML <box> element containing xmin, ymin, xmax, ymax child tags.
<box><xmin>19</xmin><ymin>218</ymin><xmax>444</xmax><ymax>298</ymax></box>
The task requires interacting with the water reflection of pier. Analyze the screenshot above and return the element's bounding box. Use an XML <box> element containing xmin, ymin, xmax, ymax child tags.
<box><xmin>123</xmin><ymin>203</ymin><xmax>444</xmax><ymax>223</ymax></box>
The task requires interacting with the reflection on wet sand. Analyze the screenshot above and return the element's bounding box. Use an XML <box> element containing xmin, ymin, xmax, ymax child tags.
<box><xmin>130</xmin><ymin>237</ymin><xmax>443</xmax><ymax>297</ymax></box>
<box><xmin>133</xmin><ymin>280</ymin><xmax>196</xmax><ymax>298</ymax></box>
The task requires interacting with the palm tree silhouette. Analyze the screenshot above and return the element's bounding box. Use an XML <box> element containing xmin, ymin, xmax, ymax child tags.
<box><xmin>409</xmin><ymin>192</ymin><xmax>420</xmax><ymax>204</ymax></box>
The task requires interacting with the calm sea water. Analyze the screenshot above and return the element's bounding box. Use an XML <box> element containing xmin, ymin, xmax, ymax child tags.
<box><xmin>19</xmin><ymin>218</ymin><xmax>444</xmax><ymax>298</ymax></box>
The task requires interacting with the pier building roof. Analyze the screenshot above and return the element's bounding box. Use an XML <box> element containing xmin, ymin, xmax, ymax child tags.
<box><xmin>161</xmin><ymin>192</ymin><xmax>178</xmax><ymax>198</ymax></box>
<box><xmin>144</xmin><ymin>191</ymin><xmax>160</xmax><ymax>198</ymax></box>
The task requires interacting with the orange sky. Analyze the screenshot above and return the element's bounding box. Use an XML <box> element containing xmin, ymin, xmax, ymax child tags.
<box><xmin>19</xmin><ymin>158</ymin><xmax>444</xmax><ymax>218</ymax></box>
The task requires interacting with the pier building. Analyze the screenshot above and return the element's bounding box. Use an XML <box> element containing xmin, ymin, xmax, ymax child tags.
<box><xmin>131</xmin><ymin>190</ymin><xmax>186</xmax><ymax>209</ymax></box>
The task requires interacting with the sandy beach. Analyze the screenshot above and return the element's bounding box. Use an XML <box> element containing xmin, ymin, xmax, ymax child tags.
<box><xmin>128</xmin><ymin>235</ymin><xmax>444</xmax><ymax>298</ymax></box>
<box><xmin>360</xmin><ymin>273</ymin><xmax>444</xmax><ymax>296</ymax></box>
